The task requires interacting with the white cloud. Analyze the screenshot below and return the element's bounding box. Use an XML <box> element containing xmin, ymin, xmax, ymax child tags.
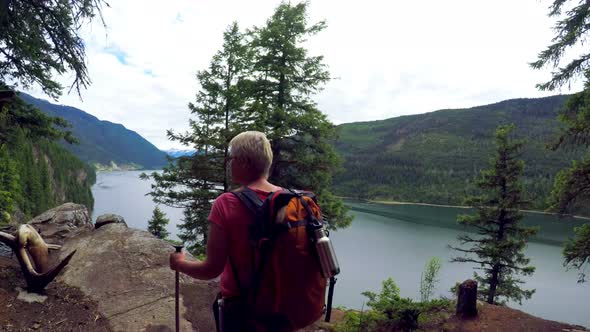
<box><xmin>24</xmin><ymin>0</ymin><xmax>584</xmax><ymax>149</ymax></box>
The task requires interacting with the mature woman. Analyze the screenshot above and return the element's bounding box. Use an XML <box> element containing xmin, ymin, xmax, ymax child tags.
<box><xmin>169</xmin><ymin>131</ymin><xmax>282</xmax><ymax>331</ymax></box>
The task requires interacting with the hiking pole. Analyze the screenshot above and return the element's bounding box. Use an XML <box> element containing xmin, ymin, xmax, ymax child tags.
<box><xmin>174</xmin><ymin>245</ymin><xmax>184</xmax><ymax>332</ymax></box>
<box><xmin>325</xmin><ymin>277</ymin><xmax>337</xmax><ymax>322</ymax></box>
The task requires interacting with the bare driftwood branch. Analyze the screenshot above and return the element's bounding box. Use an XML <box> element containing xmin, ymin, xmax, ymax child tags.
<box><xmin>0</xmin><ymin>225</ymin><xmax>75</xmax><ymax>293</ymax></box>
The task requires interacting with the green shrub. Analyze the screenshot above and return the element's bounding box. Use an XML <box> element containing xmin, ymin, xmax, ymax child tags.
<box><xmin>337</xmin><ymin>278</ymin><xmax>422</xmax><ymax>332</ymax></box>
<box><xmin>335</xmin><ymin>277</ymin><xmax>454</xmax><ymax>332</ymax></box>
<box><xmin>336</xmin><ymin>309</ymin><xmax>383</xmax><ymax>332</ymax></box>
<box><xmin>420</xmin><ymin>257</ymin><xmax>442</xmax><ymax>302</ymax></box>
<box><xmin>362</xmin><ymin>278</ymin><xmax>401</xmax><ymax>313</ymax></box>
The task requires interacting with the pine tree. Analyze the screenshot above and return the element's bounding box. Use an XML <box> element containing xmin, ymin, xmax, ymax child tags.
<box><xmin>38</xmin><ymin>156</ymin><xmax>51</xmax><ymax>212</ymax></box>
<box><xmin>0</xmin><ymin>86</ymin><xmax>76</xmax><ymax>147</ymax></box>
<box><xmin>451</xmin><ymin>125</ymin><xmax>538</xmax><ymax>305</ymax></box>
<box><xmin>531</xmin><ymin>0</ymin><xmax>590</xmax><ymax>282</ymax></box>
<box><xmin>142</xmin><ymin>23</ymin><xmax>250</xmax><ymax>255</ymax></box>
<box><xmin>249</xmin><ymin>2</ymin><xmax>352</xmax><ymax>229</ymax></box>
<box><xmin>145</xmin><ymin>5</ymin><xmax>354</xmax><ymax>254</ymax></box>
<box><xmin>0</xmin><ymin>145</ymin><xmax>18</xmax><ymax>224</ymax></box>
<box><xmin>0</xmin><ymin>0</ymin><xmax>103</xmax><ymax>222</ymax></box>
<box><xmin>0</xmin><ymin>0</ymin><xmax>107</xmax><ymax>98</ymax></box>
<box><xmin>148</xmin><ymin>206</ymin><xmax>170</xmax><ymax>240</ymax></box>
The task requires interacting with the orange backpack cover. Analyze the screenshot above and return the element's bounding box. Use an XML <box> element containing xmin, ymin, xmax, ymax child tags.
<box><xmin>232</xmin><ymin>187</ymin><xmax>327</xmax><ymax>330</ymax></box>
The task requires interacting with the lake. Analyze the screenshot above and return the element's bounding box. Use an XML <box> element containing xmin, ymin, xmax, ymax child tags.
<box><xmin>92</xmin><ymin>170</ymin><xmax>185</xmax><ymax>241</ymax></box>
<box><xmin>92</xmin><ymin>171</ymin><xmax>590</xmax><ymax>327</ymax></box>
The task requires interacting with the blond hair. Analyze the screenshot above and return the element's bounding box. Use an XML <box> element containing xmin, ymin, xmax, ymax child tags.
<box><xmin>229</xmin><ymin>131</ymin><xmax>273</xmax><ymax>179</ymax></box>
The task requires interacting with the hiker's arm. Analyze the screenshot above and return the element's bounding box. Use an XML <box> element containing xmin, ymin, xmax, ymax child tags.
<box><xmin>170</xmin><ymin>222</ymin><xmax>228</xmax><ymax>280</ymax></box>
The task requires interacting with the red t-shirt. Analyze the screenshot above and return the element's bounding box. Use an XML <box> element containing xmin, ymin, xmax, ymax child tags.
<box><xmin>208</xmin><ymin>188</ymin><xmax>274</xmax><ymax>298</ymax></box>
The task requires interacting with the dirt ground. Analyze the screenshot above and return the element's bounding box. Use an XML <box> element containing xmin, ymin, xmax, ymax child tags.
<box><xmin>0</xmin><ymin>256</ymin><xmax>112</xmax><ymax>332</ymax></box>
<box><xmin>323</xmin><ymin>303</ymin><xmax>587</xmax><ymax>332</ymax></box>
<box><xmin>0</xmin><ymin>254</ymin><xmax>587</xmax><ymax>332</ymax></box>
<box><xmin>303</xmin><ymin>309</ymin><xmax>346</xmax><ymax>331</ymax></box>
<box><xmin>442</xmin><ymin>303</ymin><xmax>588</xmax><ymax>332</ymax></box>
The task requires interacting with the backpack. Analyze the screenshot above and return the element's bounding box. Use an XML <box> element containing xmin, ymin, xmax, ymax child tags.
<box><xmin>230</xmin><ymin>187</ymin><xmax>338</xmax><ymax>330</ymax></box>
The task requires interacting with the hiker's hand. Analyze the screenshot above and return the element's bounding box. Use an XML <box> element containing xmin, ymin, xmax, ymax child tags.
<box><xmin>170</xmin><ymin>252</ymin><xmax>185</xmax><ymax>271</ymax></box>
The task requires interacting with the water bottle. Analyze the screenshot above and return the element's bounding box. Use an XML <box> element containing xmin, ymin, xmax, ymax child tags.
<box><xmin>313</xmin><ymin>228</ymin><xmax>340</xmax><ymax>278</ymax></box>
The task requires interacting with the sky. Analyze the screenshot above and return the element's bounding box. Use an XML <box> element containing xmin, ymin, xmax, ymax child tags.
<box><xmin>24</xmin><ymin>0</ymin><xmax>585</xmax><ymax>150</ymax></box>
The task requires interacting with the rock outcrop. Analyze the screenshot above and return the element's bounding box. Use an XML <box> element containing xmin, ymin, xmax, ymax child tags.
<box><xmin>57</xmin><ymin>223</ymin><xmax>218</xmax><ymax>331</ymax></box>
<box><xmin>2</xmin><ymin>203</ymin><xmax>219</xmax><ymax>331</ymax></box>
<box><xmin>94</xmin><ymin>214</ymin><xmax>127</xmax><ymax>229</ymax></box>
<box><xmin>28</xmin><ymin>203</ymin><xmax>92</xmax><ymax>245</ymax></box>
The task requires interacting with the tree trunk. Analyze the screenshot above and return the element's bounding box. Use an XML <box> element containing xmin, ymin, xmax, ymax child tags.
<box><xmin>487</xmin><ymin>265</ymin><xmax>499</xmax><ymax>304</ymax></box>
<box><xmin>456</xmin><ymin>279</ymin><xmax>478</xmax><ymax>319</ymax></box>
<box><xmin>269</xmin><ymin>141</ymin><xmax>281</xmax><ymax>182</ymax></box>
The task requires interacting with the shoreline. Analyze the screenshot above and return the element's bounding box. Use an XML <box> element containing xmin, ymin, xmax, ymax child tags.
<box><xmin>343</xmin><ymin>197</ymin><xmax>590</xmax><ymax>221</ymax></box>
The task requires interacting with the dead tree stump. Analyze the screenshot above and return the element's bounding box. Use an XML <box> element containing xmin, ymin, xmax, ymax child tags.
<box><xmin>456</xmin><ymin>279</ymin><xmax>478</xmax><ymax>319</ymax></box>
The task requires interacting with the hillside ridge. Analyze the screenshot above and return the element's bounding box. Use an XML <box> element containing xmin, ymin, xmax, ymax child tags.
<box><xmin>333</xmin><ymin>94</ymin><xmax>581</xmax><ymax>212</ymax></box>
<box><xmin>338</xmin><ymin>94</ymin><xmax>570</xmax><ymax>126</ymax></box>
<box><xmin>19</xmin><ymin>93</ymin><xmax>167</xmax><ymax>169</ymax></box>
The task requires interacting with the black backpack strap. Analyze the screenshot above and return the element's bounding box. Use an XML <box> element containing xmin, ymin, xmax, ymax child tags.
<box><xmin>231</xmin><ymin>187</ymin><xmax>264</xmax><ymax>219</ymax></box>
<box><xmin>289</xmin><ymin>189</ymin><xmax>318</xmax><ymax>203</ymax></box>
<box><xmin>295</xmin><ymin>191</ymin><xmax>323</xmax><ymax>229</ymax></box>
<box><xmin>230</xmin><ymin>187</ymin><xmax>274</xmax><ymax>301</ymax></box>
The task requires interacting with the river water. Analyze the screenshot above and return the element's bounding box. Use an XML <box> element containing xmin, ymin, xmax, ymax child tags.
<box><xmin>92</xmin><ymin>171</ymin><xmax>590</xmax><ymax>327</ymax></box>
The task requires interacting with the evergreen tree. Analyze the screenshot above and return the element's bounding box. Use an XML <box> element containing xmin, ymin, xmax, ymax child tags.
<box><xmin>531</xmin><ymin>0</ymin><xmax>590</xmax><ymax>282</ymax></box>
<box><xmin>0</xmin><ymin>126</ymin><xmax>94</xmax><ymax>220</ymax></box>
<box><xmin>451</xmin><ymin>125</ymin><xmax>537</xmax><ymax>305</ymax></box>
<box><xmin>0</xmin><ymin>145</ymin><xmax>18</xmax><ymax>224</ymax></box>
<box><xmin>249</xmin><ymin>2</ymin><xmax>352</xmax><ymax>228</ymax></box>
<box><xmin>37</xmin><ymin>156</ymin><xmax>51</xmax><ymax>212</ymax></box>
<box><xmin>142</xmin><ymin>23</ymin><xmax>250</xmax><ymax>255</ymax></box>
<box><xmin>0</xmin><ymin>0</ymin><xmax>107</xmax><ymax>98</ymax></box>
<box><xmin>0</xmin><ymin>0</ymin><xmax>103</xmax><ymax>222</ymax></box>
<box><xmin>0</xmin><ymin>87</ymin><xmax>76</xmax><ymax>147</ymax></box>
<box><xmin>0</xmin><ymin>0</ymin><xmax>101</xmax><ymax>165</ymax></box>
<box><xmin>148</xmin><ymin>206</ymin><xmax>170</xmax><ymax>240</ymax></box>
<box><xmin>145</xmin><ymin>5</ymin><xmax>354</xmax><ymax>255</ymax></box>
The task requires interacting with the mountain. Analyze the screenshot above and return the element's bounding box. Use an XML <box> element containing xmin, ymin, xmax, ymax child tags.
<box><xmin>20</xmin><ymin>93</ymin><xmax>167</xmax><ymax>169</ymax></box>
<box><xmin>8</xmin><ymin>136</ymin><xmax>95</xmax><ymax>221</ymax></box>
<box><xmin>162</xmin><ymin>148</ymin><xmax>195</xmax><ymax>158</ymax></box>
<box><xmin>333</xmin><ymin>94</ymin><xmax>583</xmax><ymax>211</ymax></box>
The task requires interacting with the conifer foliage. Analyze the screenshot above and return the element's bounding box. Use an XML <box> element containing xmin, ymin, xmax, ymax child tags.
<box><xmin>144</xmin><ymin>2</ymin><xmax>351</xmax><ymax>255</ymax></box>
<box><xmin>0</xmin><ymin>1</ymin><xmax>104</xmax><ymax>222</ymax></box>
<box><xmin>148</xmin><ymin>206</ymin><xmax>170</xmax><ymax>240</ymax></box>
<box><xmin>249</xmin><ymin>3</ymin><xmax>352</xmax><ymax>228</ymax></box>
<box><xmin>450</xmin><ymin>125</ymin><xmax>537</xmax><ymax>305</ymax></box>
<box><xmin>531</xmin><ymin>0</ymin><xmax>590</xmax><ymax>282</ymax></box>
<box><xmin>0</xmin><ymin>0</ymin><xmax>107</xmax><ymax>98</ymax></box>
<box><xmin>142</xmin><ymin>22</ymin><xmax>250</xmax><ymax>255</ymax></box>
<box><xmin>0</xmin><ymin>145</ymin><xmax>17</xmax><ymax>224</ymax></box>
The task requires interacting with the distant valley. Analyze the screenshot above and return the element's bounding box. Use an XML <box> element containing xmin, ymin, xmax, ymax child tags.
<box><xmin>21</xmin><ymin>93</ymin><xmax>582</xmax><ymax>212</ymax></box>
<box><xmin>162</xmin><ymin>148</ymin><xmax>195</xmax><ymax>158</ymax></box>
<box><xmin>20</xmin><ymin>93</ymin><xmax>168</xmax><ymax>170</ymax></box>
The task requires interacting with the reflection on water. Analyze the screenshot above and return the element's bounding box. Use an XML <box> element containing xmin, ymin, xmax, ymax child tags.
<box><xmin>331</xmin><ymin>201</ymin><xmax>589</xmax><ymax>328</ymax></box>
<box><xmin>347</xmin><ymin>200</ymin><xmax>587</xmax><ymax>245</ymax></box>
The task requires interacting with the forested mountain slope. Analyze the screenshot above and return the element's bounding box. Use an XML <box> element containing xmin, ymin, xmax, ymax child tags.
<box><xmin>2</xmin><ymin>130</ymin><xmax>95</xmax><ymax>222</ymax></box>
<box><xmin>333</xmin><ymin>95</ymin><xmax>581</xmax><ymax>210</ymax></box>
<box><xmin>20</xmin><ymin>93</ymin><xmax>167</xmax><ymax>169</ymax></box>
